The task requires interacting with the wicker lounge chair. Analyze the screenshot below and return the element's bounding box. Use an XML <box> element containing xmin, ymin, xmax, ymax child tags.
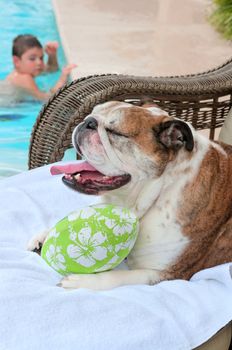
<box><xmin>28</xmin><ymin>59</ymin><xmax>232</xmax><ymax>350</ymax></box>
<box><xmin>29</xmin><ymin>58</ymin><xmax>232</xmax><ymax>170</ymax></box>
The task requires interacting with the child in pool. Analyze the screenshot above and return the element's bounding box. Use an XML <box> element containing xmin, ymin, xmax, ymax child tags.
<box><xmin>6</xmin><ymin>34</ymin><xmax>77</xmax><ymax>101</ymax></box>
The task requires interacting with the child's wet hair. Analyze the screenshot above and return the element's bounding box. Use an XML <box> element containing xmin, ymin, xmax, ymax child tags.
<box><xmin>12</xmin><ymin>34</ymin><xmax>43</xmax><ymax>57</ymax></box>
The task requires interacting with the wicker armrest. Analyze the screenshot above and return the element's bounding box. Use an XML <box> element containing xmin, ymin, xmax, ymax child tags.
<box><xmin>28</xmin><ymin>58</ymin><xmax>232</xmax><ymax>169</ymax></box>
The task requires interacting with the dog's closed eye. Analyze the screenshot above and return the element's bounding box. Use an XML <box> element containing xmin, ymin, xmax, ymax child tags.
<box><xmin>106</xmin><ymin>128</ymin><xmax>128</xmax><ymax>138</ymax></box>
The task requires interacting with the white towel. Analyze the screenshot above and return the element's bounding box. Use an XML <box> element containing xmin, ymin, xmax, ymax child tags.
<box><xmin>0</xmin><ymin>162</ymin><xmax>231</xmax><ymax>350</ymax></box>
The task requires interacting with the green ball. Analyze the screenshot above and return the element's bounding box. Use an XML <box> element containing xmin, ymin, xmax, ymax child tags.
<box><xmin>41</xmin><ymin>204</ymin><xmax>139</xmax><ymax>275</ymax></box>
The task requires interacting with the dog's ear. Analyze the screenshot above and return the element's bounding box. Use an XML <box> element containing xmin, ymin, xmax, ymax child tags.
<box><xmin>157</xmin><ymin>120</ymin><xmax>194</xmax><ymax>151</ymax></box>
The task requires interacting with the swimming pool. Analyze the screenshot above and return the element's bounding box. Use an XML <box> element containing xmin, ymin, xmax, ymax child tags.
<box><xmin>0</xmin><ymin>1</ymin><xmax>67</xmax><ymax>179</ymax></box>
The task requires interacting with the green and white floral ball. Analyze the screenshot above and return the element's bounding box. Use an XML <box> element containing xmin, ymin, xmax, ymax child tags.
<box><xmin>41</xmin><ymin>204</ymin><xmax>139</xmax><ymax>275</ymax></box>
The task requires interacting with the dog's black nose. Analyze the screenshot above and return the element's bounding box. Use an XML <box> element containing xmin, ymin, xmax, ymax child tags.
<box><xmin>85</xmin><ymin>117</ymin><xmax>98</xmax><ymax>130</ymax></box>
<box><xmin>75</xmin><ymin>116</ymin><xmax>98</xmax><ymax>135</ymax></box>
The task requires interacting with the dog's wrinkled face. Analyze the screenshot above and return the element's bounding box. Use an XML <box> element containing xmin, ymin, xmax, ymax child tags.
<box><xmin>63</xmin><ymin>101</ymin><xmax>194</xmax><ymax>195</ymax></box>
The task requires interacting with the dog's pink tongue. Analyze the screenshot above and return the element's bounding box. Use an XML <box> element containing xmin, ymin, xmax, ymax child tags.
<box><xmin>50</xmin><ymin>161</ymin><xmax>96</xmax><ymax>175</ymax></box>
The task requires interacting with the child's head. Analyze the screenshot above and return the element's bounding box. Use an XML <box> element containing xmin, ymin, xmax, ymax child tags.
<box><xmin>12</xmin><ymin>34</ymin><xmax>45</xmax><ymax>76</ymax></box>
<box><xmin>12</xmin><ymin>34</ymin><xmax>42</xmax><ymax>57</ymax></box>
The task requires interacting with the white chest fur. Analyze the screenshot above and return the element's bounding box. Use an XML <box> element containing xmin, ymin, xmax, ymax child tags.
<box><xmin>127</xmin><ymin>186</ymin><xmax>190</xmax><ymax>271</ymax></box>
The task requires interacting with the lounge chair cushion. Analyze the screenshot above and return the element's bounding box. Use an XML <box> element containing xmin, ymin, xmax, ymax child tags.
<box><xmin>0</xmin><ymin>162</ymin><xmax>231</xmax><ymax>350</ymax></box>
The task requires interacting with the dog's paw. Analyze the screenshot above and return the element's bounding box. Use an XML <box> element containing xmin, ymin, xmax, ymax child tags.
<box><xmin>27</xmin><ymin>230</ymin><xmax>48</xmax><ymax>253</ymax></box>
<box><xmin>59</xmin><ymin>274</ymin><xmax>105</xmax><ymax>291</ymax></box>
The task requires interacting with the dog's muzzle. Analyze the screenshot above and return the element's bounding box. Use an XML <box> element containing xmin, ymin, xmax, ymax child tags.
<box><xmin>63</xmin><ymin>116</ymin><xmax>131</xmax><ymax>195</ymax></box>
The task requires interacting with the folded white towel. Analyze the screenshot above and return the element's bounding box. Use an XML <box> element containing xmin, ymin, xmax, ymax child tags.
<box><xmin>0</xmin><ymin>162</ymin><xmax>231</xmax><ymax>350</ymax></box>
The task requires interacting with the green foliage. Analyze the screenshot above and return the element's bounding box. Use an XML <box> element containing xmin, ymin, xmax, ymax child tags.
<box><xmin>209</xmin><ymin>0</ymin><xmax>232</xmax><ymax>39</ymax></box>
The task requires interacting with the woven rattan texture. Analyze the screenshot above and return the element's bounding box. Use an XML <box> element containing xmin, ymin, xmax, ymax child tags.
<box><xmin>29</xmin><ymin>59</ymin><xmax>232</xmax><ymax>169</ymax></box>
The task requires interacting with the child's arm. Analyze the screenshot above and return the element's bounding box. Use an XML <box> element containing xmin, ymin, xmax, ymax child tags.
<box><xmin>49</xmin><ymin>64</ymin><xmax>77</xmax><ymax>94</ymax></box>
<box><xmin>11</xmin><ymin>63</ymin><xmax>77</xmax><ymax>101</ymax></box>
<box><xmin>44</xmin><ymin>41</ymin><xmax>59</xmax><ymax>72</ymax></box>
<box><xmin>7</xmin><ymin>63</ymin><xmax>77</xmax><ymax>101</ymax></box>
<box><xmin>10</xmin><ymin>74</ymin><xmax>51</xmax><ymax>101</ymax></box>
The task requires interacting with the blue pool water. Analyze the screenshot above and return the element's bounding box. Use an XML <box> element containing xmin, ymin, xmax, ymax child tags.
<box><xmin>0</xmin><ymin>1</ymin><xmax>68</xmax><ymax>179</ymax></box>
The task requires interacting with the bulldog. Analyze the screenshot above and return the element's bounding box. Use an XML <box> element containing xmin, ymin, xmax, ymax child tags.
<box><xmin>28</xmin><ymin>101</ymin><xmax>232</xmax><ymax>290</ymax></box>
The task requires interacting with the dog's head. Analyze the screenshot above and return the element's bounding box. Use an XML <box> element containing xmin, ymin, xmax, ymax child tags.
<box><xmin>63</xmin><ymin>101</ymin><xmax>194</xmax><ymax>195</ymax></box>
